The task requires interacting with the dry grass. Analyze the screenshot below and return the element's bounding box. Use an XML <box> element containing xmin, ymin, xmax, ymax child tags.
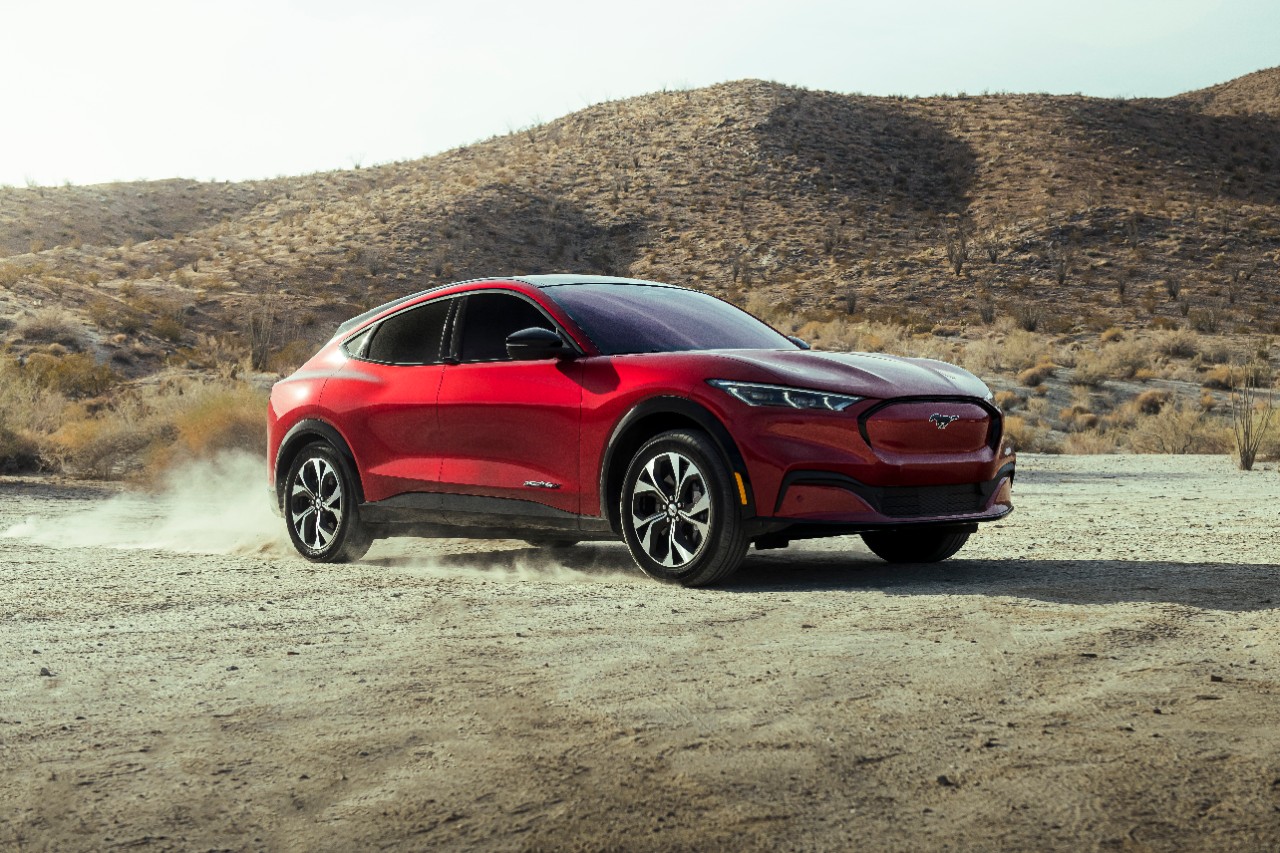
<box><xmin>14</xmin><ymin>308</ymin><xmax>87</xmax><ymax>350</ymax></box>
<box><xmin>2</xmin><ymin>69</ymin><xmax>1280</xmax><ymax>463</ymax></box>
<box><xmin>1125</xmin><ymin>401</ymin><xmax>1231</xmax><ymax>454</ymax></box>
<box><xmin>0</xmin><ymin>352</ymin><xmax>267</xmax><ymax>480</ymax></box>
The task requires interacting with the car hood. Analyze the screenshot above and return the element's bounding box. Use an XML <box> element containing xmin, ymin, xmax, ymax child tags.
<box><xmin>704</xmin><ymin>349</ymin><xmax>991</xmax><ymax>399</ymax></box>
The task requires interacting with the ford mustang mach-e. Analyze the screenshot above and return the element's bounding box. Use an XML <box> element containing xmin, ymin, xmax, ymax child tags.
<box><xmin>268</xmin><ymin>275</ymin><xmax>1014</xmax><ymax>586</ymax></box>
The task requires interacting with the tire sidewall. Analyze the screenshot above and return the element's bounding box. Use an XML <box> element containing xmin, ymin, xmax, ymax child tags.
<box><xmin>283</xmin><ymin>443</ymin><xmax>365</xmax><ymax>562</ymax></box>
<box><xmin>619</xmin><ymin>430</ymin><xmax>744</xmax><ymax>585</ymax></box>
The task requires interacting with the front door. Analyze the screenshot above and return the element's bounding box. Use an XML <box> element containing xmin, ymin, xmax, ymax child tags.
<box><xmin>434</xmin><ymin>291</ymin><xmax>583</xmax><ymax>515</ymax></box>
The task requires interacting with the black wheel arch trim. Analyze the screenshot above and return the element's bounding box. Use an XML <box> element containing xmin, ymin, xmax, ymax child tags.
<box><xmin>275</xmin><ymin>419</ymin><xmax>365</xmax><ymax>509</ymax></box>
<box><xmin>599</xmin><ymin>396</ymin><xmax>756</xmax><ymax>528</ymax></box>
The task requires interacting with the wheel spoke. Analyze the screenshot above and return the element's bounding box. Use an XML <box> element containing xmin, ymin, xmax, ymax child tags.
<box><xmin>666</xmin><ymin>524</ymin><xmax>694</xmax><ymax>566</ymax></box>
<box><xmin>633</xmin><ymin>464</ymin><xmax>666</xmax><ymax>501</ymax></box>
<box><xmin>633</xmin><ymin>511</ymin><xmax>665</xmax><ymax>558</ymax></box>
<box><xmin>314</xmin><ymin>518</ymin><xmax>335</xmax><ymax>547</ymax></box>
<box><xmin>678</xmin><ymin>513</ymin><xmax>710</xmax><ymax>538</ymax></box>
<box><xmin>671</xmin><ymin>452</ymin><xmax>697</xmax><ymax>494</ymax></box>
<box><xmin>291</xmin><ymin>480</ymin><xmax>315</xmax><ymax>500</ymax></box>
<box><xmin>643</xmin><ymin>457</ymin><xmax>674</xmax><ymax>502</ymax></box>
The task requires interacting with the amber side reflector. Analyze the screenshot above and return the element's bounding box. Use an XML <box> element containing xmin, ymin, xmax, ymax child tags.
<box><xmin>733</xmin><ymin>472</ymin><xmax>748</xmax><ymax>505</ymax></box>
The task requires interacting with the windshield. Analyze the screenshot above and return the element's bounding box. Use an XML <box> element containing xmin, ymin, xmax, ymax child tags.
<box><xmin>541</xmin><ymin>283</ymin><xmax>797</xmax><ymax>355</ymax></box>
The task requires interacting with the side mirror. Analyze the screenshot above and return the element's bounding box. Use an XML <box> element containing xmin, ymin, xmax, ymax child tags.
<box><xmin>787</xmin><ymin>335</ymin><xmax>811</xmax><ymax>350</ymax></box>
<box><xmin>506</xmin><ymin>326</ymin><xmax>570</xmax><ymax>360</ymax></box>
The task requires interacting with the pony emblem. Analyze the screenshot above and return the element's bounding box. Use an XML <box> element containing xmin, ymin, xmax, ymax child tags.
<box><xmin>929</xmin><ymin>413</ymin><xmax>960</xmax><ymax>430</ymax></box>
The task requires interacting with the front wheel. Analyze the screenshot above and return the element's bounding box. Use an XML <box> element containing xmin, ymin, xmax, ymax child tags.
<box><xmin>861</xmin><ymin>529</ymin><xmax>970</xmax><ymax>563</ymax></box>
<box><xmin>620</xmin><ymin>430</ymin><xmax>748</xmax><ymax>587</ymax></box>
<box><xmin>283</xmin><ymin>443</ymin><xmax>372</xmax><ymax>563</ymax></box>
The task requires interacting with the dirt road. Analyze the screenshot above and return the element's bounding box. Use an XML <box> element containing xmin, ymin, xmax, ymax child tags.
<box><xmin>2</xmin><ymin>454</ymin><xmax>1279</xmax><ymax>851</ymax></box>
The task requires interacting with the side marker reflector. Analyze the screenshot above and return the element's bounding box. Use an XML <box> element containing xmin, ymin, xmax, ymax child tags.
<box><xmin>733</xmin><ymin>472</ymin><xmax>748</xmax><ymax>505</ymax></box>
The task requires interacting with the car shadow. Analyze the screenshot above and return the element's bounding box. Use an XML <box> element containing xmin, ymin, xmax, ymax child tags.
<box><xmin>373</xmin><ymin>543</ymin><xmax>1279</xmax><ymax>613</ymax></box>
<box><xmin>724</xmin><ymin>551</ymin><xmax>1279</xmax><ymax>612</ymax></box>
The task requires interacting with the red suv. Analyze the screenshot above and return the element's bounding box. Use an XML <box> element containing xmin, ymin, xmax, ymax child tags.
<box><xmin>268</xmin><ymin>275</ymin><xmax>1014</xmax><ymax>586</ymax></box>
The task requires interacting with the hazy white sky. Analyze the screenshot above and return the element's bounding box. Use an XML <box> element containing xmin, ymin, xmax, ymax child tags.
<box><xmin>2</xmin><ymin>0</ymin><xmax>1276</xmax><ymax>187</ymax></box>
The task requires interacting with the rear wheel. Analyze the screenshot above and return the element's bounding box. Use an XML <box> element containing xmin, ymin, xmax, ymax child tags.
<box><xmin>283</xmin><ymin>443</ymin><xmax>372</xmax><ymax>563</ymax></box>
<box><xmin>620</xmin><ymin>430</ymin><xmax>747</xmax><ymax>587</ymax></box>
<box><xmin>861</xmin><ymin>529</ymin><xmax>970</xmax><ymax>563</ymax></box>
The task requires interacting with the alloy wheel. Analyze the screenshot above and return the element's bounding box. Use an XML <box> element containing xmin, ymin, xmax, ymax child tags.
<box><xmin>290</xmin><ymin>456</ymin><xmax>344</xmax><ymax>552</ymax></box>
<box><xmin>628</xmin><ymin>450</ymin><xmax>712</xmax><ymax>569</ymax></box>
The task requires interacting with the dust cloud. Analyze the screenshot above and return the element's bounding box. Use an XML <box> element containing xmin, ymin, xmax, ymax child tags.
<box><xmin>0</xmin><ymin>450</ymin><xmax>643</xmax><ymax>582</ymax></box>
<box><xmin>1</xmin><ymin>451</ymin><xmax>288</xmax><ymax>556</ymax></box>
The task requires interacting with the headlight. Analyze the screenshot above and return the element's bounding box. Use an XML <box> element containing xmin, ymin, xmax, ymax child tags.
<box><xmin>708</xmin><ymin>380</ymin><xmax>862</xmax><ymax>411</ymax></box>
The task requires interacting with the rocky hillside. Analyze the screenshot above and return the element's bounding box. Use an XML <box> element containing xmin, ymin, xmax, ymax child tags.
<box><xmin>1</xmin><ymin>69</ymin><xmax>1278</xmax><ymax>379</ymax></box>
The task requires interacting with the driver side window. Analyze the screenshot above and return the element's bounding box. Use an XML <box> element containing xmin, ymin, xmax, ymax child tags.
<box><xmin>458</xmin><ymin>293</ymin><xmax>554</xmax><ymax>363</ymax></box>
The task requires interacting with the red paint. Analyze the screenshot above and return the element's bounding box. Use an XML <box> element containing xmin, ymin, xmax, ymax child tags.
<box><xmin>268</xmin><ymin>277</ymin><xmax>1015</xmax><ymax>531</ymax></box>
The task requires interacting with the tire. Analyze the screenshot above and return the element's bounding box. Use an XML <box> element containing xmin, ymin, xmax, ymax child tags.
<box><xmin>522</xmin><ymin>539</ymin><xmax>580</xmax><ymax>550</ymax></box>
<box><xmin>861</xmin><ymin>529</ymin><xmax>970</xmax><ymax>563</ymax></box>
<box><xmin>620</xmin><ymin>430</ymin><xmax>748</xmax><ymax>587</ymax></box>
<box><xmin>283</xmin><ymin>443</ymin><xmax>372</xmax><ymax>563</ymax></box>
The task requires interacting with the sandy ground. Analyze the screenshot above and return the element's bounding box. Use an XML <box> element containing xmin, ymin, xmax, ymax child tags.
<box><xmin>2</xmin><ymin>453</ymin><xmax>1279</xmax><ymax>852</ymax></box>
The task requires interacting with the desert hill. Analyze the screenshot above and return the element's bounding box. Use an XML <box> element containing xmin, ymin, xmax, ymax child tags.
<box><xmin>0</xmin><ymin>71</ymin><xmax>1277</xmax><ymax>385</ymax></box>
<box><xmin>1175</xmin><ymin>66</ymin><xmax>1280</xmax><ymax>117</ymax></box>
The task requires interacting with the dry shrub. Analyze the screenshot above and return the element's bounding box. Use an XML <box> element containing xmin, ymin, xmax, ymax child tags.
<box><xmin>1201</xmin><ymin>364</ymin><xmax>1235</xmax><ymax>390</ymax></box>
<box><xmin>0</xmin><ymin>419</ymin><xmax>41</xmax><ymax>473</ymax></box>
<box><xmin>142</xmin><ymin>384</ymin><xmax>268</xmax><ymax>479</ymax></box>
<box><xmin>15</xmin><ymin>308</ymin><xmax>87</xmax><ymax>349</ymax></box>
<box><xmin>1153</xmin><ymin>329</ymin><xmax>1199</xmax><ymax>359</ymax></box>
<box><xmin>1070</xmin><ymin>340</ymin><xmax>1151</xmax><ymax>386</ymax></box>
<box><xmin>1127</xmin><ymin>402</ymin><xmax>1230</xmax><ymax>454</ymax></box>
<box><xmin>1062</xmin><ymin>430</ymin><xmax>1120</xmax><ymax>454</ymax></box>
<box><xmin>23</xmin><ymin>352</ymin><xmax>118</xmax><ymax>398</ymax></box>
<box><xmin>994</xmin><ymin>390</ymin><xmax>1023</xmax><ymax>410</ymax></box>
<box><xmin>268</xmin><ymin>338</ymin><xmax>318</xmax><ymax>374</ymax></box>
<box><xmin>1017</xmin><ymin>363</ymin><xmax>1057</xmax><ymax>387</ymax></box>
<box><xmin>34</xmin><ymin>375</ymin><xmax>268</xmax><ymax>481</ymax></box>
<box><xmin>153</xmin><ymin>313</ymin><xmax>186</xmax><ymax>342</ymax></box>
<box><xmin>0</xmin><ymin>357</ymin><xmax>70</xmax><ymax>434</ymax></box>
<box><xmin>49</xmin><ymin>417</ymin><xmax>159</xmax><ymax>479</ymax></box>
<box><xmin>1100</xmin><ymin>327</ymin><xmax>1125</xmax><ymax>343</ymax></box>
<box><xmin>1070</xmin><ymin>356</ymin><xmax>1109</xmax><ymax>388</ymax></box>
<box><xmin>1135</xmin><ymin>389</ymin><xmax>1171</xmax><ymax>414</ymax></box>
<box><xmin>1002</xmin><ymin>415</ymin><xmax>1059</xmax><ymax>452</ymax></box>
<box><xmin>1058</xmin><ymin>406</ymin><xmax>1098</xmax><ymax>432</ymax></box>
<box><xmin>1001</xmin><ymin>330</ymin><xmax>1052</xmax><ymax>372</ymax></box>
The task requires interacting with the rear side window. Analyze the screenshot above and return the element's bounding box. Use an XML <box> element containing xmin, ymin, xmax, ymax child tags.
<box><xmin>458</xmin><ymin>293</ymin><xmax>554</xmax><ymax>362</ymax></box>
<box><xmin>365</xmin><ymin>299</ymin><xmax>452</xmax><ymax>365</ymax></box>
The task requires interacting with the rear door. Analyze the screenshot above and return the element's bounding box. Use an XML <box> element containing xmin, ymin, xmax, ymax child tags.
<box><xmin>322</xmin><ymin>297</ymin><xmax>454</xmax><ymax>503</ymax></box>
<box><xmin>434</xmin><ymin>291</ymin><xmax>584</xmax><ymax>515</ymax></box>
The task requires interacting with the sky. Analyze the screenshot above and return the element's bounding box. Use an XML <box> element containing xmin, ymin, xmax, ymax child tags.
<box><xmin>1</xmin><ymin>0</ymin><xmax>1277</xmax><ymax>188</ymax></box>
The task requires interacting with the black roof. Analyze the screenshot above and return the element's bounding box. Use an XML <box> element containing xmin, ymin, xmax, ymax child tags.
<box><xmin>514</xmin><ymin>274</ymin><xmax>676</xmax><ymax>289</ymax></box>
<box><xmin>334</xmin><ymin>275</ymin><xmax>680</xmax><ymax>336</ymax></box>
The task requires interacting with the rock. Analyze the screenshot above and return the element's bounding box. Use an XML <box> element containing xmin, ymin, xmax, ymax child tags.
<box><xmin>38</xmin><ymin>667</ymin><xmax>53</xmax><ymax>677</ymax></box>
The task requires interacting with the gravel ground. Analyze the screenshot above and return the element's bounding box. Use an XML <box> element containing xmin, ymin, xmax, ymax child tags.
<box><xmin>2</xmin><ymin>453</ymin><xmax>1279</xmax><ymax>851</ymax></box>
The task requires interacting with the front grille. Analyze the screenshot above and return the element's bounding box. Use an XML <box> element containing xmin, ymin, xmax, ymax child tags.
<box><xmin>879</xmin><ymin>483</ymin><xmax>987</xmax><ymax>518</ymax></box>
